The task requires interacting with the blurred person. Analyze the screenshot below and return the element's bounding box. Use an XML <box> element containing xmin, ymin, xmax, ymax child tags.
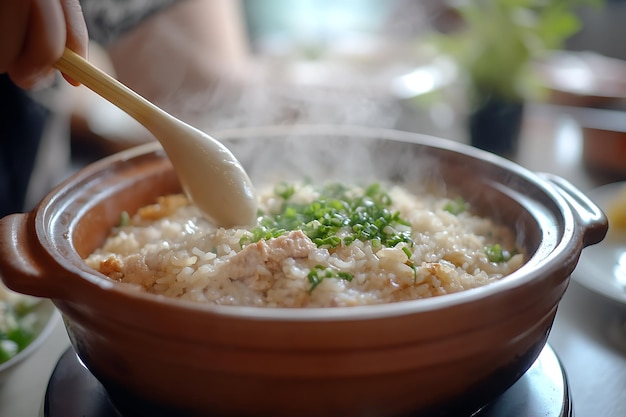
<box><xmin>0</xmin><ymin>0</ymin><xmax>249</xmax><ymax>217</ymax></box>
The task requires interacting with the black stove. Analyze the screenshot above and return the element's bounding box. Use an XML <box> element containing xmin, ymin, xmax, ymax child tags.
<box><xmin>43</xmin><ymin>344</ymin><xmax>572</xmax><ymax>417</ymax></box>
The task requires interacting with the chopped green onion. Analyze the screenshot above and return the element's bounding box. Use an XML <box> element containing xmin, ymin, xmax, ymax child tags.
<box><xmin>401</xmin><ymin>246</ymin><xmax>418</xmax><ymax>283</ymax></box>
<box><xmin>6</xmin><ymin>327</ymin><xmax>34</xmax><ymax>351</ymax></box>
<box><xmin>485</xmin><ymin>244</ymin><xmax>516</xmax><ymax>263</ymax></box>
<box><xmin>119</xmin><ymin>211</ymin><xmax>130</xmax><ymax>227</ymax></box>
<box><xmin>275</xmin><ymin>182</ymin><xmax>296</xmax><ymax>200</ymax></box>
<box><xmin>241</xmin><ymin>182</ymin><xmax>414</xmax><ymax>249</ymax></box>
<box><xmin>0</xmin><ymin>341</ymin><xmax>17</xmax><ymax>363</ymax></box>
<box><xmin>0</xmin><ymin>299</ymin><xmax>37</xmax><ymax>364</ymax></box>
<box><xmin>443</xmin><ymin>197</ymin><xmax>468</xmax><ymax>215</ymax></box>
<box><xmin>307</xmin><ymin>265</ymin><xmax>353</xmax><ymax>293</ymax></box>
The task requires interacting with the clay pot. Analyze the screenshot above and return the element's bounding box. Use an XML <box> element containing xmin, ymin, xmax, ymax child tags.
<box><xmin>0</xmin><ymin>126</ymin><xmax>607</xmax><ymax>417</ymax></box>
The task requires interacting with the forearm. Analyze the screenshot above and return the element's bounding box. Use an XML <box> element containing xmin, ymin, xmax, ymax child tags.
<box><xmin>98</xmin><ymin>0</ymin><xmax>250</xmax><ymax>117</ymax></box>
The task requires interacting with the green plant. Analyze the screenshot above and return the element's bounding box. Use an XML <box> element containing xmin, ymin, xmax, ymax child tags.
<box><xmin>433</xmin><ymin>0</ymin><xmax>603</xmax><ymax>103</ymax></box>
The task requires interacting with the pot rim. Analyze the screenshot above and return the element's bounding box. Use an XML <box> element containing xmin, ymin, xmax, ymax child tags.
<box><xmin>29</xmin><ymin>125</ymin><xmax>604</xmax><ymax>321</ymax></box>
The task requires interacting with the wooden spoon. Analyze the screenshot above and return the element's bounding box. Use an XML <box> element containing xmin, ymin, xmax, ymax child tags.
<box><xmin>55</xmin><ymin>48</ymin><xmax>257</xmax><ymax>228</ymax></box>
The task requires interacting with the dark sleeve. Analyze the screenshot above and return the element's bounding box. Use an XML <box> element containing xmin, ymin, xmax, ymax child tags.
<box><xmin>80</xmin><ymin>0</ymin><xmax>181</xmax><ymax>45</ymax></box>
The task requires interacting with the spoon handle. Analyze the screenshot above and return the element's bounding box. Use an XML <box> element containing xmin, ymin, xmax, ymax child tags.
<box><xmin>55</xmin><ymin>48</ymin><xmax>163</xmax><ymax>128</ymax></box>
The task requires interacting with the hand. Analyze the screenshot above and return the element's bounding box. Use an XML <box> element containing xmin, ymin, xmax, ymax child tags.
<box><xmin>0</xmin><ymin>0</ymin><xmax>88</xmax><ymax>89</ymax></box>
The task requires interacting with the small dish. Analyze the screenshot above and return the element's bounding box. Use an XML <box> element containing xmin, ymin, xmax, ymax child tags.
<box><xmin>572</xmin><ymin>181</ymin><xmax>626</xmax><ymax>305</ymax></box>
<box><xmin>0</xmin><ymin>297</ymin><xmax>59</xmax><ymax>383</ymax></box>
<box><xmin>535</xmin><ymin>51</ymin><xmax>626</xmax><ymax>108</ymax></box>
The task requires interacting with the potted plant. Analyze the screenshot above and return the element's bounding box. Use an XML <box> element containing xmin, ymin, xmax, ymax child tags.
<box><xmin>431</xmin><ymin>0</ymin><xmax>602</xmax><ymax>157</ymax></box>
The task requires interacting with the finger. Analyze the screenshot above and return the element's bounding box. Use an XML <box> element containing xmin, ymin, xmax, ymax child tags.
<box><xmin>7</xmin><ymin>0</ymin><xmax>66</xmax><ymax>89</ymax></box>
<box><xmin>61</xmin><ymin>0</ymin><xmax>88</xmax><ymax>57</ymax></box>
<box><xmin>0</xmin><ymin>0</ymin><xmax>31</xmax><ymax>73</ymax></box>
<box><xmin>59</xmin><ymin>0</ymin><xmax>88</xmax><ymax>86</ymax></box>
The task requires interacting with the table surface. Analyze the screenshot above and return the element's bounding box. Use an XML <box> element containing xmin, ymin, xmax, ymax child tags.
<box><xmin>1</xmin><ymin>103</ymin><xmax>625</xmax><ymax>417</ymax></box>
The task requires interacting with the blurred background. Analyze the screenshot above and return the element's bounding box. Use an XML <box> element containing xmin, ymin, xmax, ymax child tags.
<box><xmin>3</xmin><ymin>4</ymin><xmax>626</xmax><ymax>417</ymax></box>
<box><xmin>10</xmin><ymin>0</ymin><xmax>626</xmax><ymax>213</ymax></box>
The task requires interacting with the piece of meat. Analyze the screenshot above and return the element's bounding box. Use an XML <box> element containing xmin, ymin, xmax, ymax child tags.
<box><xmin>137</xmin><ymin>194</ymin><xmax>189</xmax><ymax>221</ymax></box>
<box><xmin>220</xmin><ymin>230</ymin><xmax>316</xmax><ymax>282</ymax></box>
<box><xmin>99</xmin><ymin>256</ymin><xmax>124</xmax><ymax>280</ymax></box>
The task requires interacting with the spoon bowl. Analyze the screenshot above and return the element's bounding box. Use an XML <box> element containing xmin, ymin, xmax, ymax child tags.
<box><xmin>55</xmin><ymin>48</ymin><xmax>257</xmax><ymax>228</ymax></box>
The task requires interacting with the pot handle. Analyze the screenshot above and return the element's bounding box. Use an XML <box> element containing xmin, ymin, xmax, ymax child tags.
<box><xmin>537</xmin><ymin>173</ymin><xmax>608</xmax><ymax>247</ymax></box>
<box><xmin>0</xmin><ymin>213</ymin><xmax>67</xmax><ymax>299</ymax></box>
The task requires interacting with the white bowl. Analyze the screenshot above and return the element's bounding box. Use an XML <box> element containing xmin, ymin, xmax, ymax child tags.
<box><xmin>0</xmin><ymin>299</ymin><xmax>59</xmax><ymax>384</ymax></box>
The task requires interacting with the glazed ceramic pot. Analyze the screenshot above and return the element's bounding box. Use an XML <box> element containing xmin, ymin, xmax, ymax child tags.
<box><xmin>0</xmin><ymin>126</ymin><xmax>607</xmax><ymax>417</ymax></box>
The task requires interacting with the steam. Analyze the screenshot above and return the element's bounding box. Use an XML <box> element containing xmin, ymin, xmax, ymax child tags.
<box><xmin>83</xmin><ymin>0</ymin><xmax>459</xmax><ymax>192</ymax></box>
<box><xmin>163</xmin><ymin>69</ymin><xmax>405</xmax><ymax>134</ymax></box>
<box><xmin>143</xmin><ymin>57</ymin><xmax>420</xmax><ymax>188</ymax></box>
<box><xmin>110</xmin><ymin>0</ymin><xmax>435</xmax><ymax>136</ymax></box>
<box><xmin>212</xmin><ymin>125</ymin><xmax>446</xmax><ymax>200</ymax></box>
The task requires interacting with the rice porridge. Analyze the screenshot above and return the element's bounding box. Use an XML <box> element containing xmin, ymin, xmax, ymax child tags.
<box><xmin>84</xmin><ymin>182</ymin><xmax>524</xmax><ymax>307</ymax></box>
